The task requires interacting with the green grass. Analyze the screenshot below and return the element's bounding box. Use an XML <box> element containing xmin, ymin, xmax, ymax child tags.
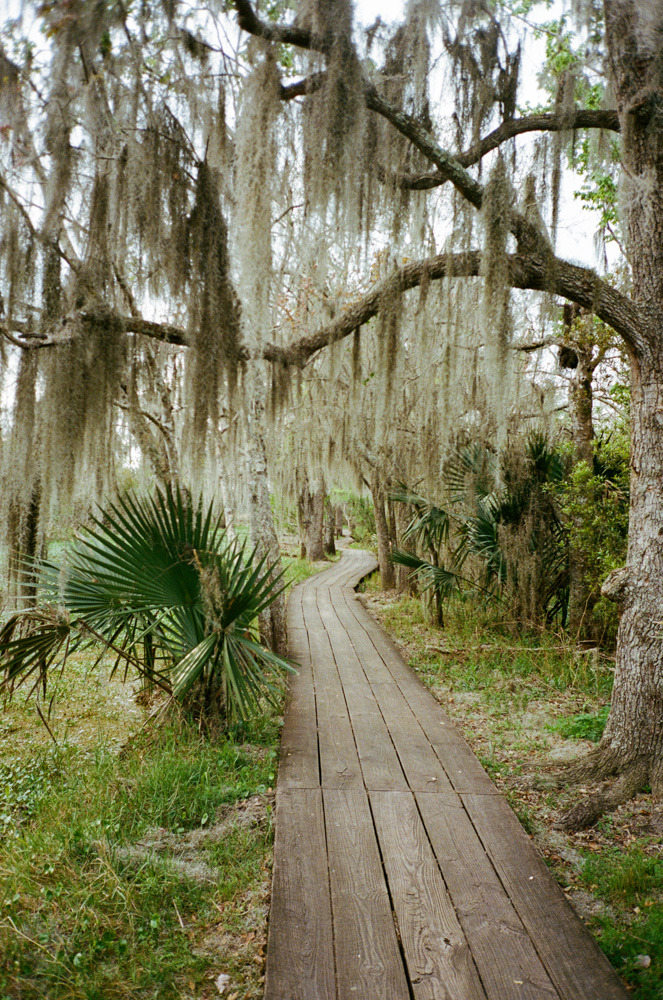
<box><xmin>377</xmin><ymin>595</ymin><xmax>612</xmax><ymax>710</ymax></box>
<box><xmin>0</xmin><ymin>550</ymin><xmax>331</xmax><ymax>999</ymax></box>
<box><xmin>281</xmin><ymin>552</ymin><xmax>342</xmax><ymax>589</ymax></box>
<box><xmin>0</xmin><ymin>715</ymin><xmax>279</xmax><ymax>999</ymax></box>
<box><xmin>578</xmin><ymin>847</ymin><xmax>663</xmax><ymax>999</ymax></box>
<box><xmin>550</xmin><ymin>704</ymin><xmax>610</xmax><ymax>743</ymax></box>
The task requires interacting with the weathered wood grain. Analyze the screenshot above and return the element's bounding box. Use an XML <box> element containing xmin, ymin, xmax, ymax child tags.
<box><xmin>265</xmin><ymin>788</ymin><xmax>335</xmax><ymax>1000</ymax></box>
<box><xmin>268</xmin><ymin>551</ymin><xmax>630</xmax><ymax>1000</ymax></box>
<box><xmin>324</xmin><ymin>787</ymin><xmax>411</xmax><ymax>1000</ymax></box>
<box><xmin>370</xmin><ymin>790</ymin><xmax>487</xmax><ymax>1000</ymax></box>
<box><xmin>417</xmin><ymin>791</ymin><xmax>559</xmax><ymax>1000</ymax></box>
<box><xmin>463</xmin><ymin>792</ymin><xmax>630</xmax><ymax>1000</ymax></box>
<box><xmin>370</xmin><ymin>681</ymin><xmax>455</xmax><ymax>792</ymax></box>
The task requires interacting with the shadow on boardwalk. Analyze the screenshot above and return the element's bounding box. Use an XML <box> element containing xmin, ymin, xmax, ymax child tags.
<box><xmin>265</xmin><ymin>550</ymin><xmax>629</xmax><ymax>1000</ymax></box>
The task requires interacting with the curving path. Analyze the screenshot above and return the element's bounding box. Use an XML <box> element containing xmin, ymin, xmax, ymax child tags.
<box><xmin>265</xmin><ymin>550</ymin><xmax>629</xmax><ymax>1000</ymax></box>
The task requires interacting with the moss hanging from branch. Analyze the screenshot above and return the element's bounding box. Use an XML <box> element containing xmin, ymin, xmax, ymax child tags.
<box><xmin>185</xmin><ymin>161</ymin><xmax>241</xmax><ymax>443</ymax></box>
<box><xmin>481</xmin><ymin>154</ymin><xmax>514</xmax><ymax>451</ymax></box>
<box><xmin>234</xmin><ymin>49</ymin><xmax>282</xmax><ymax>344</ymax></box>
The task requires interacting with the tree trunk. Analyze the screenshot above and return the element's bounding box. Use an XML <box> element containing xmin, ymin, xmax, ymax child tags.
<box><xmin>324</xmin><ymin>499</ymin><xmax>336</xmax><ymax>556</ymax></box>
<box><xmin>298</xmin><ymin>473</ymin><xmax>326</xmax><ymax>561</ymax></box>
<box><xmin>218</xmin><ymin>464</ymin><xmax>237</xmax><ymax>544</ymax></box>
<box><xmin>371</xmin><ymin>472</ymin><xmax>395</xmax><ymax>589</ymax></box>
<box><xmin>246</xmin><ymin>364</ymin><xmax>287</xmax><ymax>657</ymax></box>
<box><xmin>558</xmin><ymin>2</ymin><xmax>663</xmax><ymax>825</ymax></box>
<box><xmin>567</xmin><ymin>353</ymin><xmax>598</xmax><ymax>639</ymax></box>
<box><xmin>601</xmin><ymin>350</ymin><xmax>663</xmax><ymax>787</ymax></box>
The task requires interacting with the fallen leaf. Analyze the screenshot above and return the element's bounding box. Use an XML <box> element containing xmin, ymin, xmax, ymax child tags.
<box><xmin>216</xmin><ymin>972</ymin><xmax>231</xmax><ymax>995</ymax></box>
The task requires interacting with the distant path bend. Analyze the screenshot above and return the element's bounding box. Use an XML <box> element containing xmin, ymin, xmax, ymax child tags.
<box><xmin>265</xmin><ymin>549</ymin><xmax>629</xmax><ymax>1000</ymax></box>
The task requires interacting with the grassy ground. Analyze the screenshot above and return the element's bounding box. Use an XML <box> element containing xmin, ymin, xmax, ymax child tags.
<box><xmin>362</xmin><ymin>579</ymin><xmax>663</xmax><ymax>998</ymax></box>
<box><xmin>0</xmin><ymin>552</ymin><xmax>330</xmax><ymax>1000</ymax></box>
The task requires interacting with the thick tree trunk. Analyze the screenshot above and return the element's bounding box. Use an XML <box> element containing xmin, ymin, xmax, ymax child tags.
<box><xmin>601</xmin><ymin>351</ymin><xmax>663</xmax><ymax>788</ymax></box>
<box><xmin>298</xmin><ymin>473</ymin><xmax>326</xmax><ymax>561</ymax></box>
<box><xmin>324</xmin><ymin>499</ymin><xmax>336</xmax><ymax>556</ymax></box>
<box><xmin>371</xmin><ymin>472</ymin><xmax>395</xmax><ymax>589</ymax></box>
<box><xmin>307</xmin><ymin>478</ymin><xmax>326</xmax><ymax>561</ymax></box>
<box><xmin>558</xmin><ymin>2</ymin><xmax>663</xmax><ymax>826</ymax></box>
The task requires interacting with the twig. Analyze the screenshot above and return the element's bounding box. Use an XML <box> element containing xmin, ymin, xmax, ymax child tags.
<box><xmin>35</xmin><ymin>703</ymin><xmax>58</xmax><ymax>745</ymax></box>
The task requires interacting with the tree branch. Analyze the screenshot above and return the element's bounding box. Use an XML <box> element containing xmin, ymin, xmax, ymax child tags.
<box><xmin>393</xmin><ymin>109</ymin><xmax>620</xmax><ymax>189</ymax></box>
<box><xmin>262</xmin><ymin>251</ymin><xmax>645</xmax><ymax>368</ymax></box>
<box><xmin>1</xmin><ymin>312</ymin><xmax>190</xmax><ymax>350</ymax></box>
<box><xmin>233</xmin><ymin>0</ymin><xmax>328</xmax><ymax>52</ymax></box>
<box><xmin>232</xmin><ymin>2</ymin><xmax>551</xmax><ymax>256</ymax></box>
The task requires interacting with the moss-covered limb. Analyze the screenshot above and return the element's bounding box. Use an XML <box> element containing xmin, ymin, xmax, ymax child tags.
<box><xmin>0</xmin><ymin>171</ymin><xmax>80</xmax><ymax>272</ymax></box>
<box><xmin>393</xmin><ymin>109</ymin><xmax>621</xmax><ymax>190</ymax></box>
<box><xmin>262</xmin><ymin>250</ymin><xmax>645</xmax><ymax>368</ymax></box>
<box><xmin>232</xmin><ymin>1</ymin><xmax>553</xmax><ymax>259</ymax></box>
<box><xmin>2</xmin><ymin>250</ymin><xmax>644</xmax><ymax>370</ymax></box>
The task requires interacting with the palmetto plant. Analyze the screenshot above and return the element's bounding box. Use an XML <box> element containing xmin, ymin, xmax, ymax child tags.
<box><xmin>391</xmin><ymin>436</ymin><xmax>570</xmax><ymax>624</ymax></box>
<box><xmin>0</xmin><ymin>488</ymin><xmax>291</xmax><ymax>721</ymax></box>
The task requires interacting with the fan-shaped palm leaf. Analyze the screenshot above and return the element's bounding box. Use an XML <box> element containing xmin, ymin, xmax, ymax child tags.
<box><xmin>0</xmin><ymin>487</ymin><xmax>291</xmax><ymax>721</ymax></box>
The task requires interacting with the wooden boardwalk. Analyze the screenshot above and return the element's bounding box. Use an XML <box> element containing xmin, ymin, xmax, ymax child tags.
<box><xmin>265</xmin><ymin>550</ymin><xmax>629</xmax><ymax>1000</ymax></box>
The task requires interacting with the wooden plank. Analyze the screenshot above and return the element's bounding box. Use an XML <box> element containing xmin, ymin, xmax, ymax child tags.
<box><xmin>416</xmin><ymin>792</ymin><xmax>559</xmax><ymax>1000</ymax></box>
<box><xmin>288</xmin><ymin>626</ymin><xmax>310</xmax><ymax>666</ymax></box>
<box><xmin>370</xmin><ymin>681</ymin><xmax>455</xmax><ymax>792</ymax></box>
<box><xmin>371</xmin><ymin>790</ymin><xmax>487</xmax><ymax>1000</ymax></box>
<box><xmin>278</xmin><ymin>706</ymin><xmax>319</xmax><ymax>789</ymax></box>
<box><xmin>383</xmin><ymin>656</ymin><xmax>499</xmax><ymax>795</ymax></box>
<box><xmin>317</xmin><ymin>708</ymin><xmax>363</xmax><ymax>789</ymax></box>
<box><xmin>462</xmin><ymin>793</ymin><xmax>631</xmax><ymax>1000</ymax></box>
<box><xmin>342</xmin><ymin>683</ymin><xmax>409</xmax><ymax>791</ymax></box>
<box><xmin>278</xmin><ymin>638</ymin><xmax>319</xmax><ymax>789</ymax></box>
<box><xmin>342</xmin><ymin>595</ymin><xmax>416</xmax><ymax>686</ymax></box>
<box><xmin>265</xmin><ymin>788</ymin><xmax>335</xmax><ymax>1000</ymax></box>
<box><xmin>308</xmin><ymin>629</ymin><xmax>348</xmax><ymax>714</ymax></box>
<box><xmin>335</xmin><ymin>608</ymin><xmax>396</xmax><ymax>684</ymax></box>
<box><xmin>324</xmin><ymin>787</ymin><xmax>411</xmax><ymax>1000</ymax></box>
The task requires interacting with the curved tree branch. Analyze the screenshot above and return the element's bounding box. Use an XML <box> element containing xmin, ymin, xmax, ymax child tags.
<box><xmin>393</xmin><ymin>109</ymin><xmax>620</xmax><ymax>189</ymax></box>
<box><xmin>1</xmin><ymin>252</ymin><xmax>644</xmax><ymax>367</ymax></box>
<box><xmin>234</xmin><ymin>0</ymin><xmax>328</xmax><ymax>52</ymax></box>
<box><xmin>261</xmin><ymin>251</ymin><xmax>645</xmax><ymax>368</ymax></box>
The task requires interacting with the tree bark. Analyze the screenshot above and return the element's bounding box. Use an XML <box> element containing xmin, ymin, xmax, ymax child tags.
<box><xmin>557</xmin><ymin>3</ymin><xmax>663</xmax><ymax>824</ymax></box>
<box><xmin>298</xmin><ymin>473</ymin><xmax>326</xmax><ymax>561</ymax></box>
<box><xmin>246</xmin><ymin>364</ymin><xmax>287</xmax><ymax>657</ymax></box>
<box><xmin>600</xmin><ymin>0</ymin><xmax>663</xmax><ymax>793</ymax></box>
<box><xmin>566</xmin><ymin>349</ymin><xmax>599</xmax><ymax>638</ymax></box>
<box><xmin>371</xmin><ymin>472</ymin><xmax>395</xmax><ymax>589</ymax></box>
<box><xmin>324</xmin><ymin>499</ymin><xmax>336</xmax><ymax>556</ymax></box>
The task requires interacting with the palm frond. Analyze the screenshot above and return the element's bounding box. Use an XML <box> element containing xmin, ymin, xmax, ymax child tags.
<box><xmin>0</xmin><ymin>487</ymin><xmax>290</xmax><ymax>721</ymax></box>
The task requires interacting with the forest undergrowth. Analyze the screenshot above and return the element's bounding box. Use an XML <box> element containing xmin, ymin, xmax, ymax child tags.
<box><xmin>0</xmin><ymin>553</ymin><xmax>323</xmax><ymax>1000</ymax></box>
<box><xmin>362</xmin><ymin>577</ymin><xmax>663</xmax><ymax>1000</ymax></box>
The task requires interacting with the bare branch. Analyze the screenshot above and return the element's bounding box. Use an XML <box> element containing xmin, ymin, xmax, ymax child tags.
<box><xmin>233</xmin><ymin>0</ymin><xmax>328</xmax><ymax>52</ymax></box>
